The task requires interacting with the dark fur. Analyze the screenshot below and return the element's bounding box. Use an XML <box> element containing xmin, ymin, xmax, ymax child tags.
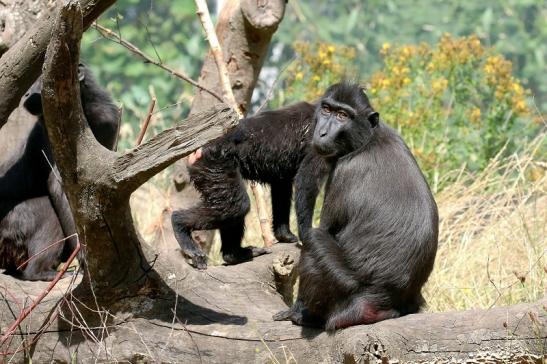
<box><xmin>171</xmin><ymin>102</ymin><xmax>329</xmax><ymax>269</ymax></box>
<box><xmin>0</xmin><ymin>64</ymin><xmax>119</xmax><ymax>281</ymax></box>
<box><xmin>273</xmin><ymin>82</ymin><xmax>439</xmax><ymax>331</ymax></box>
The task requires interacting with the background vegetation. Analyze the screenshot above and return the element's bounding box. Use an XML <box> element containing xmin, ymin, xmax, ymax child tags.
<box><xmin>82</xmin><ymin>0</ymin><xmax>545</xmax><ymax>312</ymax></box>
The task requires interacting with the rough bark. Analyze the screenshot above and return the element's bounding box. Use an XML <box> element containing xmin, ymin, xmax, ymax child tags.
<box><xmin>1</xmin><ymin>245</ymin><xmax>545</xmax><ymax>363</ymax></box>
<box><xmin>0</xmin><ymin>0</ymin><xmax>58</xmax><ymax>56</ymax></box>
<box><xmin>162</xmin><ymin>0</ymin><xmax>287</xmax><ymax>257</ymax></box>
<box><xmin>37</xmin><ymin>1</ymin><xmax>237</xmax><ymax>302</ymax></box>
<box><xmin>0</xmin><ymin>0</ymin><xmax>117</xmax><ymax>129</ymax></box>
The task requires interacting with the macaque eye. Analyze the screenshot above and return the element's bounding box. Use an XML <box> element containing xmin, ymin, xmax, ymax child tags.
<box><xmin>337</xmin><ymin>110</ymin><xmax>349</xmax><ymax>120</ymax></box>
<box><xmin>321</xmin><ymin>105</ymin><xmax>331</xmax><ymax>114</ymax></box>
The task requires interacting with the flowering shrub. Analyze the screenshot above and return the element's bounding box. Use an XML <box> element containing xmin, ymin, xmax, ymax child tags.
<box><xmin>280</xmin><ymin>35</ymin><xmax>540</xmax><ymax>191</ymax></box>
<box><xmin>273</xmin><ymin>42</ymin><xmax>356</xmax><ymax>105</ymax></box>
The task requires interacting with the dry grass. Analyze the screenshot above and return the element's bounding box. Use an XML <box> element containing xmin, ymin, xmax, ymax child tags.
<box><xmin>423</xmin><ymin>131</ymin><xmax>546</xmax><ymax>311</ymax></box>
<box><xmin>130</xmin><ymin>167</ymin><xmax>172</xmax><ymax>244</ymax></box>
<box><xmin>131</xmin><ymin>131</ymin><xmax>546</xmax><ymax>312</ymax></box>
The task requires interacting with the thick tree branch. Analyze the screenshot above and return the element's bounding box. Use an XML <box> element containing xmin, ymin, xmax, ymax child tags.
<box><xmin>41</xmin><ymin>0</ymin><xmax>93</xmax><ymax>184</ymax></box>
<box><xmin>189</xmin><ymin>0</ymin><xmax>286</xmax><ymax>115</ymax></box>
<box><xmin>0</xmin><ymin>0</ymin><xmax>117</xmax><ymax>128</ymax></box>
<box><xmin>112</xmin><ymin>104</ymin><xmax>238</xmax><ymax>194</ymax></box>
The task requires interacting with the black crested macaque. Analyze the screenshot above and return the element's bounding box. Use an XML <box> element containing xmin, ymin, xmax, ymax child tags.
<box><xmin>0</xmin><ymin>64</ymin><xmax>120</xmax><ymax>281</ymax></box>
<box><xmin>273</xmin><ymin>82</ymin><xmax>439</xmax><ymax>331</ymax></box>
<box><xmin>171</xmin><ymin>102</ymin><xmax>329</xmax><ymax>269</ymax></box>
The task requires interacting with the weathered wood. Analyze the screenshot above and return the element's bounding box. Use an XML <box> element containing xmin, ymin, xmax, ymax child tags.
<box><xmin>0</xmin><ymin>0</ymin><xmax>58</xmax><ymax>55</ymax></box>
<box><xmin>272</xmin><ymin>252</ymin><xmax>298</xmax><ymax>305</ymax></box>
<box><xmin>0</xmin><ymin>0</ymin><xmax>117</xmax><ymax>128</ymax></box>
<box><xmin>1</xmin><ymin>245</ymin><xmax>545</xmax><ymax>362</ymax></box>
<box><xmin>112</xmin><ymin>105</ymin><xmax>238</xmax><ymax>195</ymax></box>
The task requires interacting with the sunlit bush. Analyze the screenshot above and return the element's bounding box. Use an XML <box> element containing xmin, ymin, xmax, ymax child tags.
<box><xmin>272</xmin><ymin>42</ymin><xmax>356</xmax><ymax>105</ymax></box>
<box><xmin>279</xmin><ymin>35</ymin><xmax>541</xmax><ymax>191</ymax></box>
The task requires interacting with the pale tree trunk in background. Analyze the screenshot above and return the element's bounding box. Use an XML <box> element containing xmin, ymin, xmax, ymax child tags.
<box><xmin>0</xmin><ymin>0</ymin><xmax>58</xmax><ymax>56</ymax></box>
<box><xmin>0</xmin><ymin>0</ymin><xmax>59</xmax><ymax>179</ymax></box>
<box><xmin>156</xmin><ymin>0</ymin><xmax>286</xmax><ymax>258</ymax></box>
<box><xmin>0</xmin><ymin>0</ymin><xmax>117</xmax><ymax>128</ymax></box>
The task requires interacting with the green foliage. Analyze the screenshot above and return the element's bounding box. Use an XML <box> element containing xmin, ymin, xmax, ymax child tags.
<box><xmin>271</xmin><ymin>0</ymin><xmax>547</xmax><ymax>112</ymax></box>
<box><xmin>79</xmin><ymin>0</ymin><xmax>545</xmax><ymax>169</ymax></box>
<box><xmin>369</xmin><ymin>35</ymin><xmax>540</xmax><ymax>190</ymax></box>
<box><xmin>81</xmin><ymin>0</ymin><xmax>206</xmax><ymax>150</ymax></box>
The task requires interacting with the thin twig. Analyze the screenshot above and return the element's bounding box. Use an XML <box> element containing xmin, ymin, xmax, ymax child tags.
<box><xmin>16</xmin><ymin>236</ymin><xmax>69</xmax><ymax>270</ymax></box>
<box><xmin>0</xmin><ymin>234</ymin><xmax>80</xmax><ymax>346</ymax></box>
<box><xmin>256</xmin><ymin>56</ymin><xmax>296</xmax><ymax>113</ymax></box>
<box><xmin>194</xmin><ymin>0</ymin><xmax>242</xmax><ymax>117</ymax></box>
<box><xmin>41</xmin><ymin>150</ymin><xmax>61</xmax><ymax>182</ymax></box>
<box><xmin>172</xmin><ymin>309</ymin><xmax>203</xmax><ymax>364</ymax></box>
<box><xmin>92</xmin><ymin>22</ymin><xmax>224</xmax><ymax>103</ymax></box>
<box><xmin>136</xmin><ymin>97</ymin><xmax>156</xmax><ymax>146</ymax></box>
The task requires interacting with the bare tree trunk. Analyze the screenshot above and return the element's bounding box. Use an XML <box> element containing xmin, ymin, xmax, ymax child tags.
<box><xmin>160</xmin><ymin>0</ymin><xmax>286</xmax><ymax>257</ymax></box>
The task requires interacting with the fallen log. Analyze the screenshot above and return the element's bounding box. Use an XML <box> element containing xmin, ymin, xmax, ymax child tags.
<box><xmin>1</xmin><ymin>244</ymin><xmax>545</xmax><ymax>363</ymax></box>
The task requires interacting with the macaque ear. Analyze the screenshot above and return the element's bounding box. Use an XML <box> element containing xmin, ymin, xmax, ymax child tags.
<box><xmin>22</xmin><ymin>80</ymin><xmax>43</xmax><ymax>116</ymax></box>
<box><xmin>77</xmin><ymin>64</ymin><xmax>86</xmax><ymax>82</ymax></box>
<box><xmin>368</xmin><ymin>111</ymin><xmax>379</xmax><ymax>127</ymax></box>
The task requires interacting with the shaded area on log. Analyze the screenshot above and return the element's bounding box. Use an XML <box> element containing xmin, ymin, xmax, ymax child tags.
<box><xmin>1</xmin><ymin>244</ymin><xmax>545</xmax><ymax>363</ymax></box>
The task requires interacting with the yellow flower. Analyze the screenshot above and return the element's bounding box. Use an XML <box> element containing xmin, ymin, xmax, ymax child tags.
<box><xmin>512</xmin><ymin>82</ymin><xmax>523</xmax><ymax>95</ymax></box>
<box><xmin>513</xmin><ymin>99</ymin><xmax>527</xmax><ymax>114</ymax></box>
<box><xmin>295</xmin><ymin>72</ymin><xmax>303</xmax><ymax>81</ymax></box>
<box><xmin>469</xmin><ymin>107</ymin><xmax>481</xmax><ymax>124</ymax></box>
<box><xmin>381</xmin><ymin>42</ymin><xmax>391</xmax><ymax>55</ymax></box>
<box><xmin>327</xmin><ymin>45</ymin><xmax>335</xmax><ymax>53</ymax></box>
<box><xmin>312</xmin><ymin>75</ymin><xmax>320</xmax><ymax>82</ymax></box>
<box><xmin>431</xmin><ymin>77</ymin><xmax>448</xmax><ymax>94</ymax></box>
